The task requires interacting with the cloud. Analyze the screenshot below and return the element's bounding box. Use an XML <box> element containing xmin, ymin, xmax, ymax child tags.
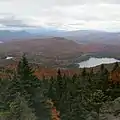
<box><xmin>56</xmin><ymin>0</ymin><xmax>120</xmax><ymax>5</ymax></box>
<box><xmin>0</xmin><ymin>15</ymin><xmax>28</xmax><ymax>27</ymax></box>
<box><xmin>0</xmin><ymin>14</ymin><xmax>39</xmax><ymax>30</ymax></box>
<box><xmin>0</xmin><ymin>0</ymin><xmax>120</xmax><ymax>31</ymax></box>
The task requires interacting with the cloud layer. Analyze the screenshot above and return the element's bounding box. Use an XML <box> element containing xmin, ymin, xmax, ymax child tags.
<box><xmin>0</xmin><ymin>0</ymin><xmax>120</xmax><ymax>31</ymax></box>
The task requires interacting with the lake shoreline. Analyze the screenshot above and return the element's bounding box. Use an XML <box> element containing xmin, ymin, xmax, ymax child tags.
<box><xmin>78</xmin><ymin>57</ymin><xmax>120</xmax><ymax>68</ymax></box>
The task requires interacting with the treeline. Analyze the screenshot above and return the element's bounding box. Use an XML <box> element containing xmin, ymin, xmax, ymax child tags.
<box><xmin>0</xmin><ymin>55</ymin><xmax>120</xmax><ymax>120</ymax></box>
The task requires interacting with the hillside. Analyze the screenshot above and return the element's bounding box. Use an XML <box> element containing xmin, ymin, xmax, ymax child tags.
<box><xmin>1</xmin><ymin>30</ymin><xmax>120</xmax><ymax>45</ymax></box>
<box><xmin>0</xmin><ymin>37</ymin><xmax>120</xmax><ymax>68</ymax></box>
<box><xmin>0</xmin><ymin>37</ymin><xmax>83</xmax><ymax>68</ymax></box>
<box><xmin>0</xmin><ymin>37</ymin><xmax>83</xmax><ymax>58</ymax></box>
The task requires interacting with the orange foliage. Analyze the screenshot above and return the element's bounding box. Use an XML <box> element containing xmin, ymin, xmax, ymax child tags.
<box><xmin>0</xmin><ymin>61</ymin><xmax>80</xmax><ymax>79</ymax></box>
<box><xmin>34</xmin><ymin>68</ymin><xmax>79</xmax><ymax>79</ymax></box>
<box><xmin>110</xmin><ymin>67</ymin><xmax>120</xmax><ymax>84</ymax></box>
<box><xmin>51</xmin><ymin>107</ymin><xmax>60</xmax><ymax>120</ymax></box>
<box><xmin>47</xmin><ymin>99</ymin><xmax>60</xmax><ymax>120</ymax></box>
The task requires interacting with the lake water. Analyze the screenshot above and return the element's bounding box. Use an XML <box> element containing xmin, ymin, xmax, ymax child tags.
<box><xmin>78</xmin><ymin>57</ymin><xmax>120</xmax><ymax>68</ymax></box>
<box><xmin>6</xmin><ymin>57</ymin><xmax>13</xmax><ymax>60</ymax></box>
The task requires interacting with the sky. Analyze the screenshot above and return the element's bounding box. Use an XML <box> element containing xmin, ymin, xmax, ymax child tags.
<box><xmin>0</xmin><ymin>0</ymin><xmax>120</xmax><ymax>31</ymax></box>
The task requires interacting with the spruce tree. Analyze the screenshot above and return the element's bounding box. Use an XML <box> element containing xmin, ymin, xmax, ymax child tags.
<box><xmin>89</xmin><ymin>68</ymin><xmax>94</xmax><ymax>77</ymax></box>
<box><xmin>100</xmin><ymin>64</ymin><xmax>104</xmax><ymax>71</ymax></box>
<box><xmin>53</xmin><ymin>69</ymin><xmax>65</xmax><ymax>114</ymax></box>
<box><xmin>96</xmin><ymin>64</ymin><xmax>109</xmax><ymax>91</ymax></box>
<box><xmin>16</xmin><ymin>55</ymin><xmax>40</xmax><ymax>94</ymax></box>
<box><xmin>0</xmin><ymin>79</ymin><xmax>10</xmax><ymax>120</ymax></box>
<box><xmin>56</xmin><ymin>69</ymin><xmax>64</xmax><ymax>101</ymax></box>
<box><xmin>89</xmin><ymin>90</ymin><xmax>110</xmax><ymax>120</ymax></box>
<box><xmin>112</xmin><ymin>62</ymin><xmax>119</xmax><ymax>72</ymax></box>
<box><xmin>8</xmin><ymin>92</ymin><xmax>37</xmax><ymax>120</ymax></box>
<box><xmin>17</xmin><ymin>54</ymin><xmax>33</xmax><ymax>80</ymax></box>
<box><xmin>48</xmin><ymin>77</ymin><xmax>56</xmax><ymax>101</ymax></box>
<box><xmin>81</xmin><ymin>68</ymin><xmax>87</xmax><ymax>77</ymax></box>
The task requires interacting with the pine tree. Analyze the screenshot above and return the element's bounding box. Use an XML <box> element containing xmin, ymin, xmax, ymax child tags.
<box><xmin>51</xmin><ymin>69</ymin><xmax>66</xmax><ymax>114</ymax></box>
<box><xmin>17</xmin><ymin>54</ymin><xmax>32</xmax><ymax>80</ymax></box>
<box><xmin>89</xmin><ymin>68</ymin><xmax>94</xmax><ymax>77</ymax></box>
<box><xmin>6</xmin><ymin>55</ymin><xmax>51</xmax><ymax>120</ymax></box>
<box><xmin>0</xmin><ymin>79</ymin><xmax>11</xmax><ymax>120</ymax></box>
<box><xmin>60</xmin><ymin>76</ymin><xmax>89</xmax><ymax>120</ymax></box>
<box><xmin>72</xmin><ymin>74</ymin><xmax>77</xmax><ymax>84</ymax></box>
<box><xmin>100</xmin><ymin>64</ymin><xmax>104</xmax><ymax>71</ymax></box>
<box><xmin>96</xmin><ymin>64</ymin><xmax>109</xmax><ymax>91</ymax></box>
<box><xmin>56</xmin><ymin>69</ymin><xmax>64</xmax><ymax>101</ymax></box>
<box><xmin>112</xmin><ymin>62</ymin><xmax>119</xmax><ymax>72</ymax></box>
<box><xmin>16</xmin><ymin>55</ymin><xmax>40</xmax><ymax>94</ymax></box>
<box><xmin>32</xmin><ymin>86</ymin><xmax>51</xmax><ymax>120</ymax></box>
<box><xmin>81</xmin><ymin>68</ymin><xmax>87</xmax><ymax>77</ymax></box>
<box><xmin>89</xmin><ymin>90</ymin><xmax>110</xmax><ymax>120</ymax></box>
<box><xmin>8</xmin><ymin>92</ymin><xmax>37</xmax><ymax>120</ymax></box>
<box><xmin>48</xmin><ymin>77</ymin><xmax>56</xmax><ymax>102</ymax></box>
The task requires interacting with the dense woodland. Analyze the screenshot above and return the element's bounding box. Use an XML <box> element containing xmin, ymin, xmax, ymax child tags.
<box><xmin>0</xmin><ymin>55</ymin><xmax>120</xmax><ymax>120</ymax></box>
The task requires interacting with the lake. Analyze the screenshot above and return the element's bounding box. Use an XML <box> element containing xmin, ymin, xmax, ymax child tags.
<box><xmin>6</xmin><ymin>57</ymin><xmax>13</xmax><ymax>60</ymax></box>
<box><xmin>78</xmin><ymin>57</ymin><xmax>120</xmax><ymax>68</ymax></box>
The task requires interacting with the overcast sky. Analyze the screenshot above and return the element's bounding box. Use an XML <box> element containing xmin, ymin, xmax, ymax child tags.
<box><xmin>0</xmin><ymin>0</ymin><xmax>120</xmax><ymax>31</ymax></box>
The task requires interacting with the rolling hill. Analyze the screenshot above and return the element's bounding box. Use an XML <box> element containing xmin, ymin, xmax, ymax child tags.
<box><xmin>0</xmin><ymin>37</ymin><xmax>120</xmax><ymax>68</ymax></box>
<box><xmin>0</xmin><ymin>30</ymin><xmax>120</xmax><ymax>46</ymax></box>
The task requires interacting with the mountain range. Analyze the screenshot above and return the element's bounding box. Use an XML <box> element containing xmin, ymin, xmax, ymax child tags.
<box><xmin>0</xmin><ymin>29</ymin><xmax>120</xmax><ymax>45</ymax></box>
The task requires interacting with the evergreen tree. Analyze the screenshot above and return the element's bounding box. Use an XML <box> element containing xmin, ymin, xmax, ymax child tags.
<box><xmin>81</xmin><ymin>68</ymin><xmax>87</xmax><ymax>77</ymax></box>
<box><xmin>7</xmin><ymin>55</ymin><xmax>50</xmax><ymax>120</ymax></box>
<box><xmin>47</xmin><ymin>77</ymin><xmax>57</xmax><ymax>102</ymax></box>
<box><xmin>72</xmin><ymin>74</ymin><xmax>77</xmax><ymax>84</ymax></box>
<box><xmin>8</xmin><ymin>92</ymin><xmax>37</xmax><ymax>120</ymax></box>
<box><xmin>96</xmin><ymin>64</ymin><xmax>109</xmax><ymax>91</ymax></box>
<box><xmin>32</xmin><ymin>86</ymin><xmax>51</xmax><ymax>120</ymax></box>
<box><xmin>0</xmin><ymin>79</ymin><xmax>10</xmax><ymax>120</ymax></box>
<box><xmin>112</xmin><ymin>62</ymin><xmax>119</xmax><ymax>72</ymax></box>
<box><xmin>89</xmin><ymin>68</ymin><xmax>94</xmax><ymax>77</ymax></box>
<box><xmin>16</xmin><ymin>55</ymin><xmax>40</xmax><ymax>95</ymax></box>
<box><xmin>49</xmin><ymin>69</ymin><xmax>68</xmax><ymax>117</ymax></box>
<box><xmin>56</xmin><ymin>69</ymin><xmax>65</xmax><ymax>101</ymax></box>
<box><xmin>100</xmin><ymin>64</ymin><xmax>104</xmax><ymax>71</ymax></box>
<box><xmin>1</xmin><ymin>53</ymin><xmax>120</xmax><ymax>120</ymax></box>
<box><xmin>89</xmin><ymin>90</ymin><xmax>110</xmax><ymax>120</ymax></box>
<box><xmin>17</xmin><ymin>54</ymin><xmax>40</xmax><ymax>87</ymax></box>
<box><xmin>17</xmin><ymin>54</ymin><xmax>32</xmax><ymax>80</ymax></box>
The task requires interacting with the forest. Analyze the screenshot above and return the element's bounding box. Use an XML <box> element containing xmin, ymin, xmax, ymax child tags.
<box><xmin>0</xmin><ymin>55</ymin><xmax>120</xmax><ymax>120</ymax></box>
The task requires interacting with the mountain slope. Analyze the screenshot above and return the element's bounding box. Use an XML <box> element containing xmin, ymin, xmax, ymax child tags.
<box><xmin>0</xmin><ymin>29</ymin><xmax>120</xmax><ymax>45</ymax></box>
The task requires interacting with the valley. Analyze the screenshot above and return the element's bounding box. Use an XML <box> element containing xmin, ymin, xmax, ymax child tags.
<box><xmin>0</xmin><ymin>36</ymin><xmax>120</xmax><ymax>68</ymax></box>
